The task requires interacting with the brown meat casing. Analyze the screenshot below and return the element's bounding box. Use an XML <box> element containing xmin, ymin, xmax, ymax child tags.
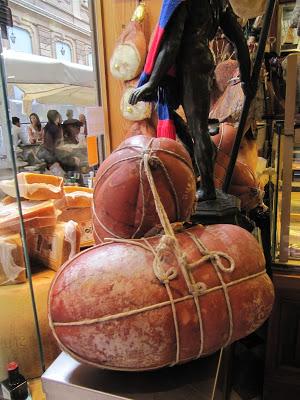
<box><xmin>49</xmin><ymin>223</ymin><xmax>274</xmax><ymax>371</ymax></box>
<box><xmin>92</xmin><ymin>136</ymin><xmax>196</xmax><ymax>243</ymax></box>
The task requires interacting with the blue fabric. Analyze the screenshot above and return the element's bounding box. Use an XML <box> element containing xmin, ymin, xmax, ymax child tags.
<box><xmin>159</xmin><ymin>0</ymin><xmax>183</xmax><ymax>28</ymax></box>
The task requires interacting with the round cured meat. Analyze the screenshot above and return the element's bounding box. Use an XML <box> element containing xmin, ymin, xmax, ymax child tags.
<box><xmin>93</xmin><ymin>136</ymin><xmax>196</xmax><ymax>243</ymax></box>
<box><xmin>49</xmin><ymin>223</ymin><xmax>274</xmax><ymax>371</ymax></box>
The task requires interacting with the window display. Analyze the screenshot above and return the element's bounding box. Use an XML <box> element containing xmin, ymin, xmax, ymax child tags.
<box><xmin>0</xmin><ymin>0</ymin><xmax>299</xmax><ymax>398</ymax></box>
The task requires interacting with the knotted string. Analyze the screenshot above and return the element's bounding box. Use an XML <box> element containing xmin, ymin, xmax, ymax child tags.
<box><xmin>142</xmin><ymin>148</ymin><xmax>235</xmax><ymax>361</ymax></box>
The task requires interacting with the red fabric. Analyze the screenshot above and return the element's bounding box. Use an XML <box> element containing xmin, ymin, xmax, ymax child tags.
<box><xmin>144</xmin><ymin>26</ymin><xmax>164</xmax><ymax>75</ymax></box>
<box><xmin>157</xmin><ymin>119</ymin><xmax>177</xmax><ymax>139</ymax></box>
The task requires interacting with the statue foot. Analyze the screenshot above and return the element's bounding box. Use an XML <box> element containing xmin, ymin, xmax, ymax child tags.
<box><xmin>191</xmin><ymin>189</ymin><xmax>241</xmax><ymax>225</ymax></box>
<box><xmin>196</xmin><ymin>187</ymin><xmax>217</xmax><ymax>202</ymax></box>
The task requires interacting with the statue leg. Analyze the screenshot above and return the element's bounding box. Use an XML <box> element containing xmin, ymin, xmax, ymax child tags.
<box><xmin>172</xmin><ymin>111</ymin><xmax>195</xmax><ymax>161</ymax></box>
<box><xmin>182</xmin><ymin>69</ymin><xmax>217</xmax><ymax>201</ymax></box>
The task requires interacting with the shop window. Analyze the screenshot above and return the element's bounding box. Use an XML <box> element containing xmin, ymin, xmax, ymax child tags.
<box><xmin>7</xmin><ymin>26</ymin><xmax>32</xmax><ymax>54</ymax></box>
<box><xmin>55</xmin><ymin>41</ymin><xmax>72</xmax><ymax>62</ymax></box>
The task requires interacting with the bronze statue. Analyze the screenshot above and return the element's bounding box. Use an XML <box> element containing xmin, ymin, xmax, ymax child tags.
<box><xmin>129</xmin><ymin>0</ymin><xmax>252</xmax><ymax>201</ymax></box>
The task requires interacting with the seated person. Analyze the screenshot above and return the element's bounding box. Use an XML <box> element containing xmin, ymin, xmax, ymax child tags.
<box><xmin>37</xmin><ymin>110</ymin><xmax>63</xmax><ymax>165</ymax></box>
<box><xmin>11</xmin><ymin>117</ymin><xmax>23</xmax><ymax>147</ymax></box>
<box><xmin>62</xmin><ymin>119</ymin><xmax>83</xmax><ymax>145</ymax></box>
<box><xmin>28</xmin><ymin>113</ymin><xmax>43</xmax><ymax>144</ymax></box>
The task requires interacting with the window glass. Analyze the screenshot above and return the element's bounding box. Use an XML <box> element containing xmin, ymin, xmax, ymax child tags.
<box><xmin>7</xmin><ymin>26</ymin><xmax>32</xmax><ymax>54</ymax></box>
<box><xmin>88</xmin><ymin>52</ymin><xmax>93</xmax><ymax>67</ymax></box>
<box><xmin>55</xmin><ymin>41</ymin><xmax>72</xmax><ymax>62</ymax></box>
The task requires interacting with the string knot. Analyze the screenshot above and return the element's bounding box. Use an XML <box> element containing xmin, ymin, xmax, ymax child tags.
<box><xmin>191</xmin><ymin>281</ymin><xmax>207</xmax><ymax>296</ymax></box>
<box><xmin>153</xmin><ymin>235</ymin><xmax>178</xmax><ymax>284</ymax></box>
<box><xmin>159</xmin><ymin>267</ymin><xmax>178</xmax><ymax>284</ymax></box>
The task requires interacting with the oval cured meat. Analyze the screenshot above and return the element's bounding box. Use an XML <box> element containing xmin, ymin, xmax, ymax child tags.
<box><xmin>212</xmin><ymin>123</ymin><xmax>263</xmax><ymax>211</ymax></box>
<box><xmin>92</xmin><ymin>136</ymin><xmax>196</xmax><ymax>243</ymax></box>
<box><xmin>49</xmin><ymin>223</ymin><xmax>274</xmax><ymax>371</ymax></box>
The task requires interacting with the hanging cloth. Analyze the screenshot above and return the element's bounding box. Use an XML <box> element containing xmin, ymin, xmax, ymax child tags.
<box><xmin>137</xmin><ymin>0</ymin><xmax>186</xmax><ymax>140</ymax></box>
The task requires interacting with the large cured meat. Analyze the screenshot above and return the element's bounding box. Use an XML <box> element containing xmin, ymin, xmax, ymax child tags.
<box><xmin>49</xmin><ymin>223</ymin><xmax>274</xmax><ymax>371</ymax></box>
<box><xmin>92</xmin><ymin>136</ymin><xmax>196</xmax><ymax>243</ymax></box>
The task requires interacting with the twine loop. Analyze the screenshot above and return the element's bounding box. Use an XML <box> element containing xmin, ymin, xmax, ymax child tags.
<box><xmin>189</xmin><ymin>251</ymin><xmax>235</xmax><ymax>274</ymax></box>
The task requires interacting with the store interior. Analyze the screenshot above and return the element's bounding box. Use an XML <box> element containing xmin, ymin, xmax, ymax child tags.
<box><xmin>0</xmin><ymin>0</ymin><xmax>299</xmax><ymax>399</ymax></box>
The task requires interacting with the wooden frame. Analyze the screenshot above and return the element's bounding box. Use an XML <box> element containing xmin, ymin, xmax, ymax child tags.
<box><xmin>90</xmin><ymin>0</ymin><xmax>112</xmax><ymax>156</ymax></box>
<box><xmin>279</xmin><ymin>53</ymin><xmax>298</xmax><ymax>262</ymax></box>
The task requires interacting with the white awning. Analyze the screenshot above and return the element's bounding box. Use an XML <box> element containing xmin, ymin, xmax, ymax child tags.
<box><xmin>2</xmin><ymin>49</ymin><xmax>97</xmax><ymax>111</ymax></box>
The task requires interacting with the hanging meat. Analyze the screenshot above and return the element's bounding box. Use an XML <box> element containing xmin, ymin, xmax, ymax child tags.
<box><xmin>120</xmin><ymin>79</ymin><xmax>152</xmax><ymax>121</ymax></box>
<box><xmin>110</xmin><ymin>3</ymin><xmax>147</xmax><ymax>81</ymax></box>
<box><xmin>229</xmin><ymin>0</ymin><xmax>266</xmax><ymax>20</ymax></box>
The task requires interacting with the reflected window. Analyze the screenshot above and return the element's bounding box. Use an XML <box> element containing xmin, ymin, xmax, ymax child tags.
<box><xmin>55</xmin><ymin>42</ymin><xmax>72</xmax><ymax>62</ymax></box>
<box><xmin>13</xmin><ymin>86</ymin><xmax>23</xmax><ymax>101</ymax></box>
<box><xmin>88</xmin><ymin>53</ymin><xmax>93</xmax><ymax>67</ymax></box>
<box><xmin>7</xmin><ymin>26</ymin><xmax>32</xmax><ymax>53</ymax></box>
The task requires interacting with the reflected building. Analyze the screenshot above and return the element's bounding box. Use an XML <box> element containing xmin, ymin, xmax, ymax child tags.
<box><xmin>7</xmin><ymin>0</ymin><xmax>92</xmax><ymax>65</ymax></box>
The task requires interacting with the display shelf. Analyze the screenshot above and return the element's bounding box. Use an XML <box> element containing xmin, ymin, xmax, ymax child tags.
<box><xmin>42</xmin><ymin>352</ymin><xmax>223</xmax><ymax>400</ymax></box>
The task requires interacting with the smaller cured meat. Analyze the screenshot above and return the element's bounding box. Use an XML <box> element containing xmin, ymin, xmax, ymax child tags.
<box><xmin>121</xmin><ymin>81</ymin><xmax>152</xmax><ymax>121</ymax></box>
<box><xmin>93</xmin><ymin>135</ymin><xmax>196</xmax><ymax>243</ymax></box>
<box><xmin>212</xmin><ymin>123</ymin><xmax>263</xmax><ymax>211</ymax></box>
